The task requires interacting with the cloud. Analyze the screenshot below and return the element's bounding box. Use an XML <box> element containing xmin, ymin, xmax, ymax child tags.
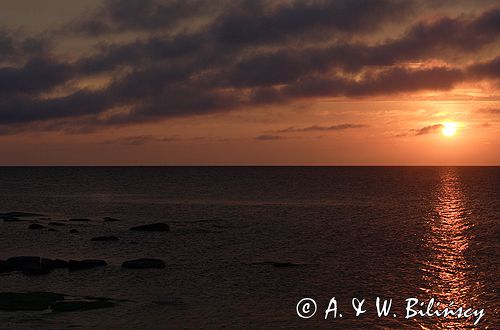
<box><xmin>0</xmin><ymin>2</ymin><xmax>499</xmax><ymax>134</ymax></box>
<box><xmin>276</xmin><ymin>123</ymin><xmax>368</xmax><ymax>133</ymax></box>
<box><xmin>412</xmin><ymin>124</ymin><xmax>444</xmax><ymax>136</ymax></box>
<box><xmin>100</xmin><ymin>135</ymin><xmax>182</xmax><ymax>145</ymax></box>
<box><xmin>255</xmin><ymin>134</ymin><xmax>287</xmax><ymax>141</ymax></box>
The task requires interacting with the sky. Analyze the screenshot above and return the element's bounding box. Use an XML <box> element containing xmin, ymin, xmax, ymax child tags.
<box><xmin>0</xmin><ymin>0</ymin><xmax>498</xmax><ymax>165</ymax></box>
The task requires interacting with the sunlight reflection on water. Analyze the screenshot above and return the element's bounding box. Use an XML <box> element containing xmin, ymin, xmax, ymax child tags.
<box><xmin>418</xmin><ymin>168</ymin><xmax>484</xmax><ymax>329</ymax></box>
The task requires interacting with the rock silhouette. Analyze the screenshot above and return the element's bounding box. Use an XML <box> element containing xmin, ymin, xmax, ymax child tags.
<box><xmin>129</xmin><ymin>223</ymin><xmax>170</xmax><ymax>232</ymax></box>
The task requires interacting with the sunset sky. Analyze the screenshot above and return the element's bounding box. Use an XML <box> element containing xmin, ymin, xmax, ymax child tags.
<box><xmin>0</xmin><ymin>0</ymin><xmax>498</xmax><ymax>165</ymax></box>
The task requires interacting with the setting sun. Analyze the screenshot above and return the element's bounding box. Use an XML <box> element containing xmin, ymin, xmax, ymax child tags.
<box><xmin>442</xmin><ymin>122</ymin><xmax>458</xmax><ymax>137</ymax></box>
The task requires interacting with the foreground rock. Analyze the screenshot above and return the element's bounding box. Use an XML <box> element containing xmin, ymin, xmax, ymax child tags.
<box><xmin>68</xmin><ymin>259</ymin><xmax>107</xmax><ymax>271</ymax></box>
<box><xmin>91</xmin><ymin>236</ymin><xmax>119</xmax><ymax>241</ymax></box>
<box><xmin>122</xmin><ymin>258</ymin><xmax>166</xmax><ymax>269</ymax></box>
<box><xmin>129</xmin><ymin>223</ymin><xmax>170</xmax><ymax>232</ymax></box>
<box><xmin>0</xmin><ymin>292</ymin><xmax>115</xmax><ymax>312</ymax></box>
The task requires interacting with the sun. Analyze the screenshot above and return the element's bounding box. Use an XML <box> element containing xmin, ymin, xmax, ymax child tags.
<box><xmin>441</xmin><ymin>122</ymin><xmax>458</xmax><ymax>137</ymax></box>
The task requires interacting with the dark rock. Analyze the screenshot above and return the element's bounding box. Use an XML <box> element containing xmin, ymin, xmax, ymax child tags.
<box><xmin>68</xmin><ymin>218</ymin><xmax>90</xmax><ymax>222</ymax></box>
<box><xmin>0</xmin><ymin>212</ymin><xmax>43</xmax><ymax>218</ymax></box>
<box><xmin>22</xmin><ymin>265</ymin><xmax>50</xmax><ymax>276</ymax></box>
<box><xmin>29</xmin><ymin>224</ymin><xmax>46</xmax><ymax>230</ymax></box>
<box><xmin>103</xmin><ymin>217</ymin><xmax>119</xmax><ymax>222</ymax></box>
<box><xmin>251</xmin><ymin>261</ymin><xmax>305</xmax><ymax>268</ymax></box>
<box><xmin>2</xmin><ymin>217</ymin><xmax>24</xmax><ymax>222</ymax></box>
<box><xmin>0</xmin><ymin>260</ymin><xmax>13</xmax><ymax>273</ymax></box>
<box><xmin>52</xmin><ymin>299</ymin><xmax>115</xmax><ymax>312</ymax></box>
<box><xmin>48</xmin><ymin>228</ymin><xmax>58</xmax><ymax>232</ymax></box>
<box><xmin>91</xmin><ymin>236</ymin><xmax>119</xmax><ymax>241</ymax></box>
<box><xmin>0</xmin><ymin>292</ymin><xmax>64</xmax><ymax>311</ymax></box>
<box><xmin>41</xmin><ymin>258</ymin><xmax>68</xmax><ymax>269</ymax></box>
<box><xmin>48</xmin><ymin>222</ymin><xmax>66</xmax><ymax>226</ymax></box>
<box><xmin>69</xmin><ymin>229</ymin><xmax>79</xmax><ymax>233</ymax></box>
<box><xmin>68</xmin><ymin>259</ymin><xmax>107</xmax><ymax>271</ymax></box>
<box><xmin>6</xmin><ymin>256</ymin><xmax>41</xmax><ymax>270</ymax></box>
<box><xmin>122</xmin><ymin>258</ymin><xmax>166</xmax><ymax>269</ymax></box>
<box><xmin>0</xmin><ymin>292</ymin><xmax>116</xmax><ymax>312</ymax></box>
<box><xmin>129</xmin><ymin>223</ymin><xmax>170</xmax><ymax>232</ymax></box>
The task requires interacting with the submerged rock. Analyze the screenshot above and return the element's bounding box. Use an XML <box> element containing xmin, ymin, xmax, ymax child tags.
<box><xmin>91</xmin><ymin>236</ymin><xmax>119</xmax><ymax>241</ymax></box>
<box><xmin>29</xmin><ymin>224</ymin><xmax>46</xmax><ymax>230</ymax></box>
<box><xmin>68</xmin><ymin>259</ymin><xmax>107</xmax><ymax>271</ymax></box>
<box><xmin>129</xmin><ymin>223</ymin><xmax>170</xmax><ymax>232</ymax></box>
<box><xmin>122</xmin><ymin>258</ymin><xmax>166</xmax><ymax>269</ymax></box>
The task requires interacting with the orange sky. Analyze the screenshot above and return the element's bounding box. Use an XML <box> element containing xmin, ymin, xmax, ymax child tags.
<box><xmin>0</xmin><ymin>0</ymin><xmax>498</xmax><ymax>165</ymax></box>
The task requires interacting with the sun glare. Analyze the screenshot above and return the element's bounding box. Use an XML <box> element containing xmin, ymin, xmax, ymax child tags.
<box><xmin>442</xmin><ymin>122</ymin><xmax>458</xmax><ymax>137</ymax></box>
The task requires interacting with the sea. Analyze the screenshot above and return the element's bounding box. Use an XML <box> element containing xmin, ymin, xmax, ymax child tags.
<box><xmin>0</xmin><ymin>167</ymin><xmax>498</xmax><ymax>329</ymax></box>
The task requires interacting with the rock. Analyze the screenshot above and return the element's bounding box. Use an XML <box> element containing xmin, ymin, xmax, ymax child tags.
<box><xmin>22</xmin><ymin>265</ymin><xmax>50</xmax><ymax>276</ymax></box>
<box><xmin>251</xmin><ymin>261</ymin><xmax>305</xmax><ymax>268</ymax></box>
<box><xmin>6</xmin><ymin>256</ymin><xmax>41</xmax><ymax>270</ymax></box>
<box><xmin>0</xmin><ymin>292</ymin><xmax>64</xmax><ymax>311</ymax></box>
<box><xmin>48</xmin><ymin>222</ymin><xmax>66</xmax><ymax>226</ymax></box>
<box><xmin>41</xmin><ymin>258</ymin><xmax>68</xmax><ymax>269</ymax></box>
<box><xmin>2</xmin><ymin>217</ymin><xmax>24</xmax><ymax>222</ymax></box>
<box><xmin>0</xmin><ymin>292</ymin><xmax>116</xmax><ymax>312</ymax></box>
<box><xmin>0</xmin><ymin>260</ymin><xmax>13</xmax><ymax>273</ymax></box>
<box><xmin>69</xmin><ymin>229</ymin><xmax>79</xmax><ymax>233</ymax></box>
<box><xmin>0</xmin><ymin>212</ymin><xmax>43</xmax><ymax>218</ymax></box>
<box><xmin>29</xmin><ymin>224</ymin><xmax>46</xmax><ymax>230</ymax></box>
<box><xmin>129</xmin><ymin>223</ymin><xmax>170</xmax><ymax>232</ymax></box>
<box><xmin>48</xmin><ymin>228</ymin><xmax>58</xmax><ymax>232</ymax></box>
<box><xmin>68</xmin><ymin>259</ymin><xmax>107</xmax><ymax>271</ymax></box>
<box><xmin>91</xmin><ymin>236</ymin><xmax>119</xmax><ymax>241</ymax></box>
<box><xmin>52</xmin><ymin>299</ymin><xmax>115</xmax><ymax>312</ymax></box>
<box><xmin>103</xmin><ymin>217</ymin><xmax>119</xmax><ymax>222</ymax></box>
<box><xmin>68</xmin><ymin>218</ymin><xmax>90</xmax><ymax>222</ymax></box>
<box><xmin>122</xmin><ymin>258</ymin><xmax>166</xmax><ymax>269</ymax></box>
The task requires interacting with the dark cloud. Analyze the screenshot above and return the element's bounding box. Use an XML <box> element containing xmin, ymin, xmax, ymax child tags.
<box><xmin>276</xmin><ymin>124</ymin><xmax>368</xmax><ymax>133</ymax></box>
<box><xmin>412</xmin><ymin>124</ymin><xmax>443</xmax><ymax>136</ymax></box>
<box><xmin>468</xmin><ymin>56</ymin><xmax>500</xmax><ymax>80</ymax></box>
<box><xmin>73</xmin><ymin>0</ymin><xmax>213</xmax><ymax>35</ymax></box>
<box><xmin>100</xmin><ymin>135</ymin><xmax>181</xmax><ymax>145</ymax></box>
<box><xmin>212</xmin><ymin>0</ymin><xmax>413</xmax><ymax>45</ymax></box>
<box><xmin>0</xmin><ymin>2</ymin><xmax>499</xmax><ymax>134</ymax></box>
<box><xmin>0</xmin><ymin>58</ymin><xmax>72</xmax><ymax>96</ymax></box>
